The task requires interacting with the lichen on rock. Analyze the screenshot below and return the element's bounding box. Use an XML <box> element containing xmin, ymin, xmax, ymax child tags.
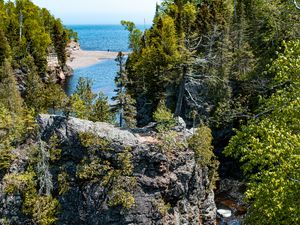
<box><xmin>0</xmin><ymin>114</ymin><xmax>217</xmax><ymax>225</ymax></box>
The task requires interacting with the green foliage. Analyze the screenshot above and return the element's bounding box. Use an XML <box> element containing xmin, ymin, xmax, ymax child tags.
<box><xmin>188</xmin><ymin>126</ymin><xmax>213</xmax><ymax>166</ymax></box>
<box><xmin>0</xmin><ymin>217</ymin><xmax>10</xmax><ymax>225</ymax></box>
<box><xmin>107</xmin><ymin>179</ymin><xmax>136</xmax><ymax>209</ymax></box>
<box><xmin>188</xmin><ymin>126</ymin><xmax>219</xmax><ymax>189</ymax></box>
<box><xmin>77</xmin><ymin>133</ymin><xmax>136</xmax><ymax>209</ymax></box>
<box><xmin>91</xmin><ymin>92</ymin><xmax>114</xmax><ymax>123</ymax></box>
<box><xmin>22</xmin><ymin>55</ymin><xmax>46</xmax><ymax>112</ymax></box>
<box><xmin>23</xmin><ymin>194</ymin><xmax>59</xmax><ymax>225</ymax></box>
<box><xmin>48</xmin><ymin>135</ymin><xmax>62</xmax><ymax>162</ymax></box>
<box><xmin>0</xmin><ymin>147</ymin><xmax>14</xmax><ymax>170</ymax></box>
<box><xmin>77</xmin><ymin>158</ymin><xmax>109</xmax><ymax>182</ymax></box>
<box><xmin>73</xmin><ymin>77</ymin><xmax>96</xmax><ymax>108</ymax></box>
<box><xmin>224</xmin><ymin>40</ymin><xmax>300</xmax><ymax>224</ymax></box>
<box><xmin>44</xmin><ymin>80</ymin><xmax>68</xmax><ymax>114</ymax></box>
<box><xmin>0</xmin><ymin>103</ymin><xmax>36</xmax><ymax>146</ymax></box>
<box><xmin>65</xmin><ymin>28</ymin><xmax>78</xmax><ymax>42</ymax></box>
<box><xmin>0</xmin><ymin>28</ymin><xmax>10</xmax><ymax>63</ymax></box>
<box><xmin>153</xmin><ymin>100</ymin><xmax>176</xmax><ymax>132</ymax></box>
<box><xmin>121</xmin><ymin>21</ymin><xmax>143</xmax><ymax>53</ymax></box>
<box><xmin>68</xmin><ymin>78</ymin><xmax>114</xmax><ymax>123</ymax></box>
<box><xmin>52</xmin><ymin>19</ymin><xmax>68</xmax><ymax>66</ymax></box>
<box><xmin>154</xmin><ymin>198</ymin><xmax>171</xmax><ymax>216</ymax></box>
<box><xmin>112</xmin><ymin>51</ymin><xmax>136</xmax><ymax>127</ymax></box>
<box><xmin>79</xmin><ymin>131</ymin><xmax>110</xmax><ymax>149</ymax></box>
<box><xmin>3</xmin><ymin>171</ymin><xmax>36</xmax><ymax>194</ymax></box>
<box><xmin>107</xmin><ymin>148</ymin><xmax>136</xmax><ymax>209</ymax></box>
<box><xmin>3</xmin><ymin>146</ymin><xmax>59</xmax><ymax>225</ymax></box>
<box><xmin>0</xmin><ymin>59</ymin><xmax>23</xmax><ymax>113</ymax></box>
<box><xmin>68</xmin><ymin>94</ymin><xmax>89</xmax><ymax>119</ymax></box>
<box><xmin>0</xmin><ymin>0</ymin><xmax>72</xmax><ymax>75</ymax></box>
<box><xmin>158</xmin><ymin>131</ymin><xmax>186</xmax><ymax>156</ymax></box>
<box><xmin>58</xmin><ymin>171</ymin><xmax>69</xmax><ymax>195</ymax></box>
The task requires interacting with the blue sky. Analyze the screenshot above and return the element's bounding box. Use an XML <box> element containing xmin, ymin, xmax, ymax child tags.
<box><xmin>31</xmin><ymin>0</ymin><xmax>160</xmax><ymax>25</ymax></box>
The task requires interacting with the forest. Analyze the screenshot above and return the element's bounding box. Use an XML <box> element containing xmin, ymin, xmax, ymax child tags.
<box><xmin>121</xmin><ymin>0</ymin><xmax>300</xmax><ymax>223</ymax></box>
<box><xmin>0</xmin><ymin>0</ymin><xmax>299</xmax><ymax>224</ymax></box>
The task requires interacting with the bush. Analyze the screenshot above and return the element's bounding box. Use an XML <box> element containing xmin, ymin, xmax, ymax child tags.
<box><xmin>153</xmin><ymin>100</ymin><xmax>176</xmax><ymax>132</ymax></box>
<box><xmin>188</xmin><ymin>126</ymin><xmax>219</xmax><ymax>189</ymax></box>
<box><xmin>188</xmin><ymin>126</ymin><xmax>214</xmax><ymax>166</ymax></box>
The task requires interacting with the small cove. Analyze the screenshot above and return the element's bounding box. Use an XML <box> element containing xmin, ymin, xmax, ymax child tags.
<box><xmin>63</xmin><ymin>25</ymin><xmax>148</xmax><ymax>101</ymax></box>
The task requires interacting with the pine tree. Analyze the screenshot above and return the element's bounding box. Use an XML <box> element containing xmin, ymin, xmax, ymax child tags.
<box><xmin>23</xmin><ymin>55</ymin><xmax>45</xmax><ymax>112</ymax></box>
<box><xmin>122</xmin><ymin>93</ymin><xmax>136</xmax><ymax>128</ymax></box>
<box><xmin>68</xmin><ymin>77</ymin><xmax>96</xmax><ymax>119</ymax></box>
<box><xmin>44</xmin><ymin>78</ymin><xmax>68</xmax><ymax>114</ymax></box>
<box><xmin>112</xmin><ymin>52</ymin><xmax>136</xmax><ymax>127</ymax></box>
<box><xmin>91</xmin><ymin>92</ymin><xmax>113</xmax><ymax>123</ymax></box>
<box><xmin>0</xmin><ymin>59</ymin><xmax>23</xmax><ymax>114</ymax></box>
<box><xmin>0</xmin><ymin>28</ymin><xmax>10</xmax><ymax>63</ymax></box>
<box><xmin>52</xmin><ymin>19</ymin><xmax>68</xmax><ymax>67</ymax></box>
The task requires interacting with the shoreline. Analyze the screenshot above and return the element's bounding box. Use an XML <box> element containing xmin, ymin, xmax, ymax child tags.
<box><xmin>67</xmin><ymin>49</ymin><xmax>123</xmax><ymax>70</ymax></box>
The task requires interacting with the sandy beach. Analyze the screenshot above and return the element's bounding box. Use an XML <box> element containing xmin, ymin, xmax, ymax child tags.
<box><xmin>67</xmin><ymin>49</ymin><xmax>122</xmax><ymax>69</ymax></box>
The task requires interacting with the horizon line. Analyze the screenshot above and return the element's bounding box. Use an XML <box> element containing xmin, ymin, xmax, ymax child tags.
<box><xmin>65</xmin><ymin>23</ymin><xmax>152</xmax><ymax>26</ymax></box>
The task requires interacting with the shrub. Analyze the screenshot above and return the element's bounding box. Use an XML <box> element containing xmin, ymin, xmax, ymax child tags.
<box><xmin>154</xmin><ymin>198</ymin><xmax>171</xmax><ymax>216</ymax></box>
<box><xmin>188</xmin><ymin>126</ymin><xmax>219</xmax><ymax>189</ymax></box>
<box><xmin>188</xmin><ymin>126</ymin><xmax>214</xmax><ymax>166</ymax></box>
<box><xmin>58</xmin><ymin>171</ymin><xmax>70</xmax><ymax>195</ymax></box>
<box><xmin>153</xmin><ymin>100</ymin><xmax>176</xmax><ymax>132</ymax></box>
<box><xmin>23</xmin><ymin>194</ymin><xmax>59</xmax><ymax>225</ymax></box>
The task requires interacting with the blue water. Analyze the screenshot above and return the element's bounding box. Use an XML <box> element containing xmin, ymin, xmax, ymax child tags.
<box><xmin>67</xmin><ymin>25</ymin><xmax>131</xmax><ymax>52</ymax></box>
<box><xmin>63</xmin><ymin>59</ymin><xmax>117</xmax><ymax>100</ymax></box>
<box><xmin>64</xmin><ymin>25</ymin><xmax>148</xmax><ymax>101</ymax></box>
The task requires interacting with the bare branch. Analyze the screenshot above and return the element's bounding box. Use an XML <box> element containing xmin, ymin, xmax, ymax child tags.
<box><xmin>293</xmin><ymin>0</ymin><xmax>300</xmax><ymax>10</ymax></box>
<box><xmin>185</xmin><ymin>88</ymin><xmax>203</xmax><ymax>109</ymax></box>
<box><xmin>288</xmin><ymin>177</ymin><xmax>300</xmax><ymax>182</ymax></box>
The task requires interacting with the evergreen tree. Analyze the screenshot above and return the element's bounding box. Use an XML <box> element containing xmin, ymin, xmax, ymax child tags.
<box><xmin>91</xmin><ymin>92</ymin><xmax>113</xmax><ymax>123</ymax></box>
<box><xmin>44</xmin><ymin>78</ymin><xmax>68</xmax><ymax>114</ymax></box>
<box><xmin>0</xmin><ymin>28</ymin><xmax>10</xmax><ymax>63</ymax></box>
<box><xmin>0</xmin><ymin>59</ymin><xmax>23</xmax><ymax>114</ymax></box>
<box><xmin>112</xmin><ymin>52</ymin><xmax>136</xmax><ymax>128</ymax></box>
<box><xmin>68</xmin><ymin>77</ymin><xmax>96</xmax><ymax>119</ymax></box>
<box><xmin>52</xmin><ymin>19</ymin><xmax>68</xmax><ymax>67</ymax></box>
<box><xmin>23</xmin><ymin>55</ymin><xmax>45</xmax><ymax>112</ymax></box>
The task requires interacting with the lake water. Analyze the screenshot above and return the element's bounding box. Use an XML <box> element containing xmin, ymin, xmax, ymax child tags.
<box><xmin>63</xmin><ymin>25</ymin><xmax>147</xmax><ymax>101</ymax></box>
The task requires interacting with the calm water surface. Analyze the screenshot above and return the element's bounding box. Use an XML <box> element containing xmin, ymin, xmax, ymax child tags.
<box><xmin>64</xmin><ymin>25</ymin><xmax>148</xmax><ymax>101</ymax></box>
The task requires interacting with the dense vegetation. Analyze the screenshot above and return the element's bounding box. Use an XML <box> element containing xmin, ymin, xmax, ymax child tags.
<box><xmin>0</xmin><ymin>0</ymin><xmax>299</xmax><ymax>224</ymax></box>
<box><xmin>120</xmin><ymin>0</ymin><xmax>300</xmax><ymax>223</ymax></box>
<box><xmin>0</xmin><ymin>0</ymin><xmax>77</xmax><ymax>224</ymax></box>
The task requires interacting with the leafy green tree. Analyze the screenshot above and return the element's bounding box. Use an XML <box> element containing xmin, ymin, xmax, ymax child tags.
<box><xmin>224</xmin><ymin>40</ymin><xmax>300</xmax><ymax>224</ymax></box>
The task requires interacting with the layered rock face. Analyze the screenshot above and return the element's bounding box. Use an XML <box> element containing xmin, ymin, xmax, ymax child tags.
<box><xmin>0</xmin><ymin>115</ymin><xmax>217</xmax><ymax>225</ymax></box>
<box><xmin>47</xmin><ymin>54</ymin><xmax>73</xmax><ymax>82</ymax></box>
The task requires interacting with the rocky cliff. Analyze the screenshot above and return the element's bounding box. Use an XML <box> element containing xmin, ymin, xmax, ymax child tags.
<box><xmin>0</xmin><ymin>115</ymin><xmax>217</xmax><ymax>225</ymax></box>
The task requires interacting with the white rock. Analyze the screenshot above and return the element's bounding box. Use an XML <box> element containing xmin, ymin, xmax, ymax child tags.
<box><xmin>217</xmin><ymin>209</ymin><xmax>232</xmax><ymax>218</ymax></box>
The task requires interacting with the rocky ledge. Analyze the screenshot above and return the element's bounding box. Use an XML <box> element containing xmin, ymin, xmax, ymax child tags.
<box><xmin>0</xmin><ymin>115</ymin><xmax>217</xmax><ymax>225</ymax></box>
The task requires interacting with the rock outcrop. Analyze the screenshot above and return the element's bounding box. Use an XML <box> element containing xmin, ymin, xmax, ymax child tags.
<box><xmin>47</xmin><ymin>53</ymin><xmax>73</xmax><ymax>82</ymax></box>
<box><xmin>0</xmin><ymin>115</ymin><xmax>217</xmax><ymax>225</ymax></box>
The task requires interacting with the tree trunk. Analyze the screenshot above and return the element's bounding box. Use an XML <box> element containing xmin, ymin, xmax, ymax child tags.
<box><xmin>174</xmin><ymin>65</ymin><xmax>187</xmax><ymax>116</ymax></box>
